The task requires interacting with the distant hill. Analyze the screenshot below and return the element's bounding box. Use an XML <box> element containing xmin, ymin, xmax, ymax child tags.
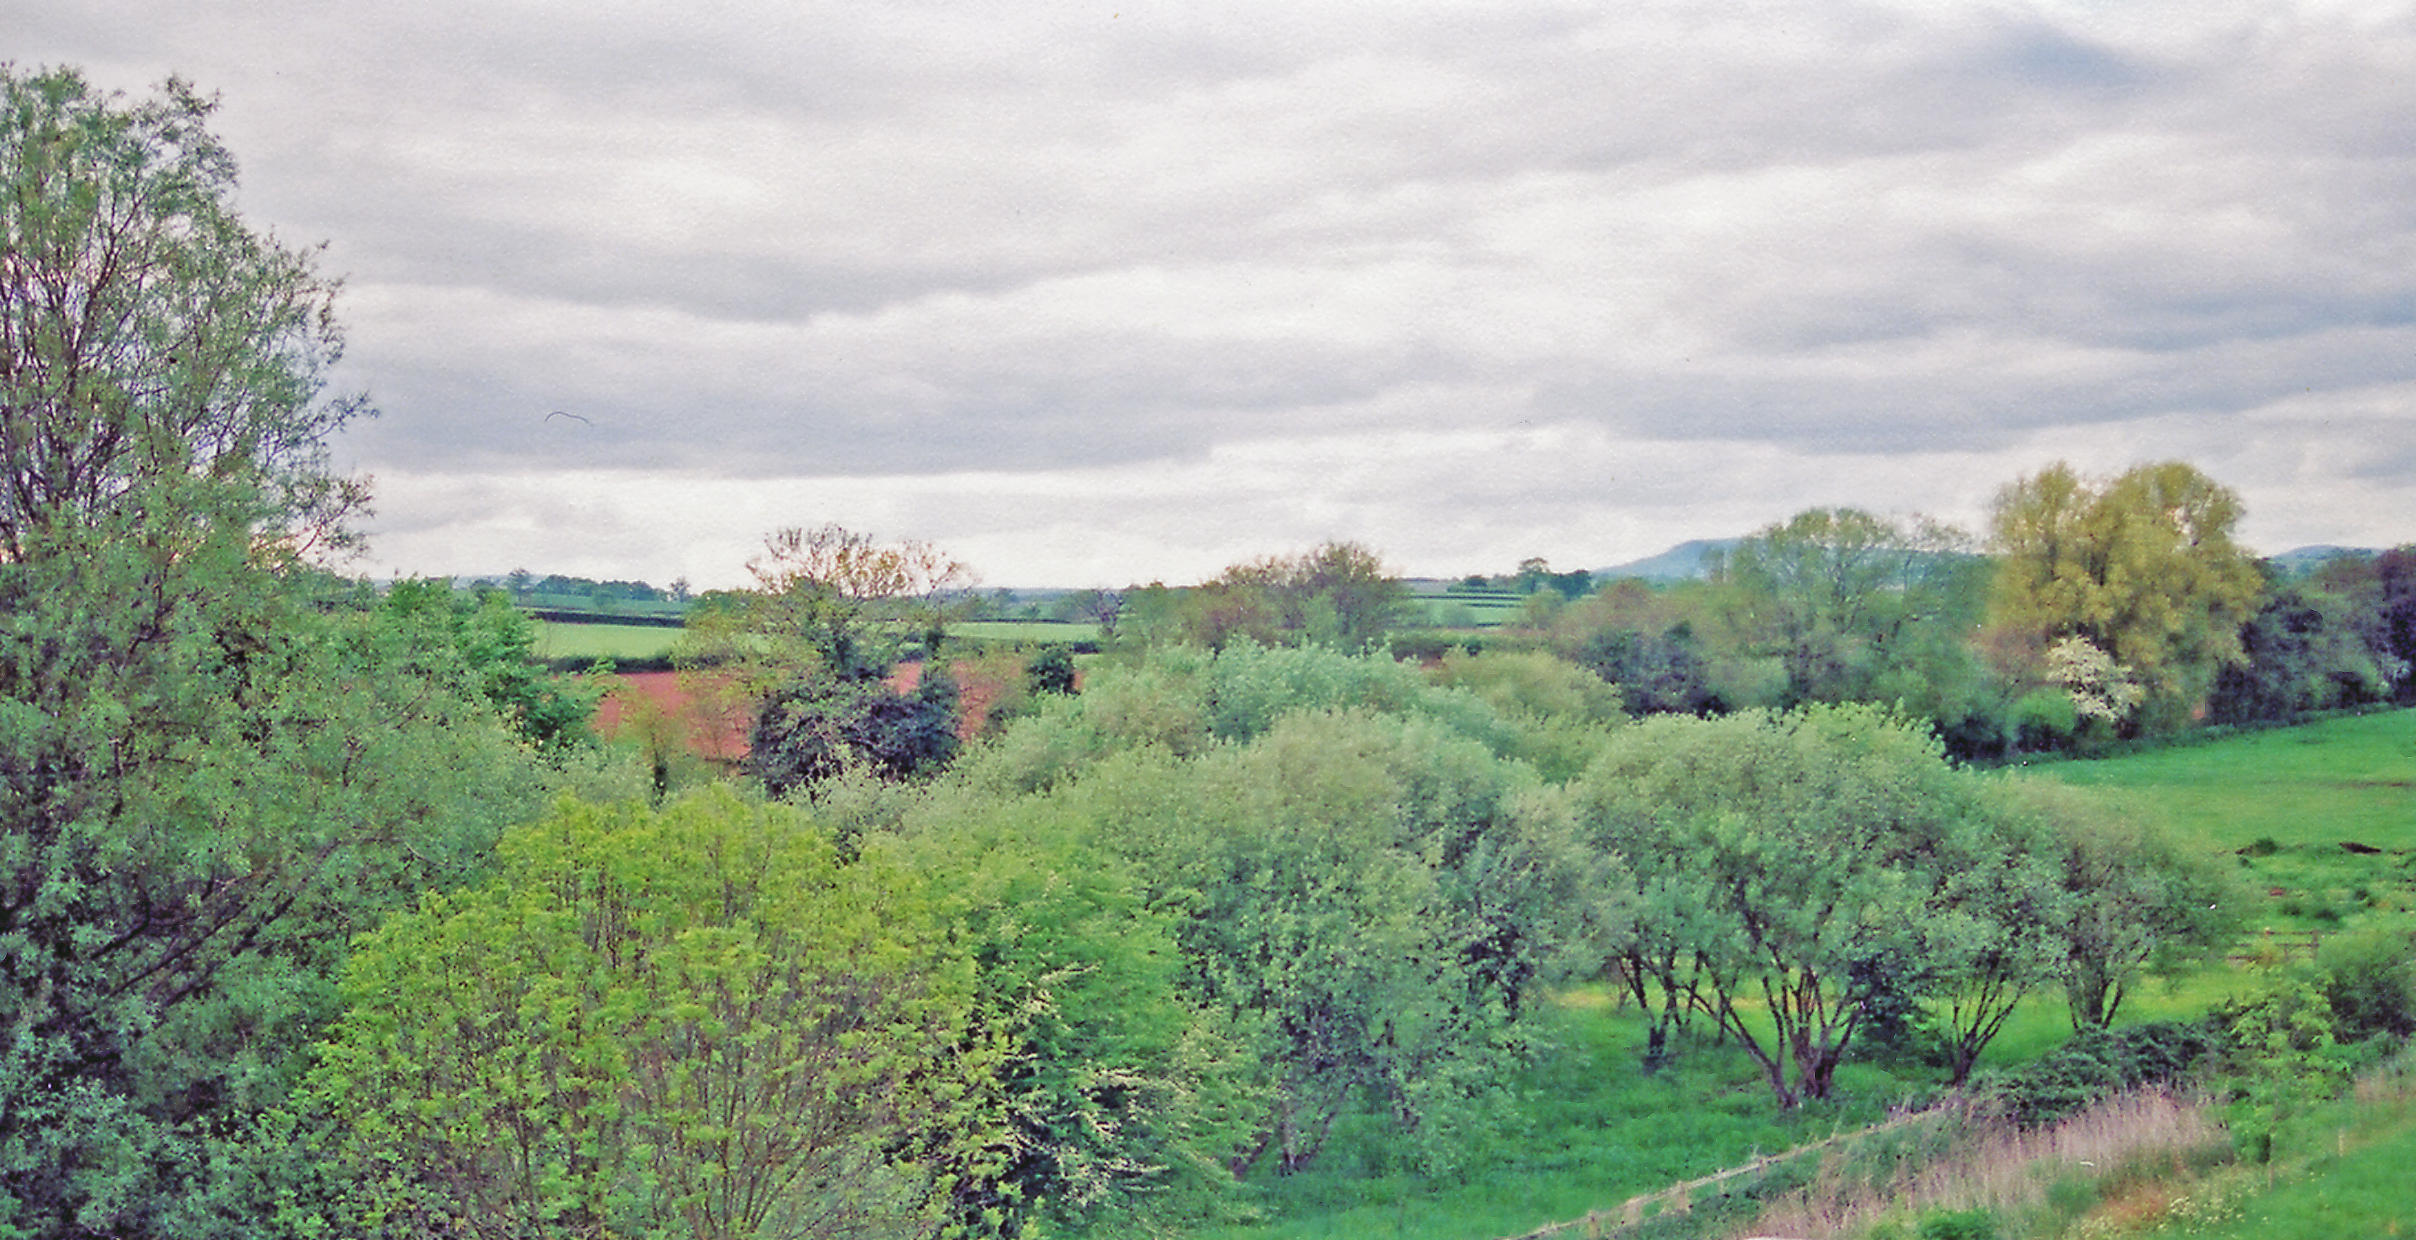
<box><xmin>1589</xmin><ymin>540</ymin><xmax>2400</xmax><ymax>586</ymax></box>
<box><xmin>2263</xmin><ymin>545</ymin><xmax>2381</xmax><ymax>577</ymax></box>
<box><xmin>1594</xmin><ymin>538</ymin><xmax>1742</xmax><ymax>583</ymax></box>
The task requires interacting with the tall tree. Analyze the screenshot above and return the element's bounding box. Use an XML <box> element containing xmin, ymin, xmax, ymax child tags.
<box><xmin>0</xmin><ymin>69</ymin><xmax>366</xmax><ymax>558</ymax></box>
<box><xmin>1574</xmin><ymin>706</ymin><xmax>1997</xmax><ymax>1107</ymax></box>
<box><xmin>1988</xmin><ymin>462</ymin><xmax>2263</xmax><ymax>732</ymax></box>
<box><xmin>693</xmin><ymin>523</ymin><xmax>975</xmax><ymax>684</ymax></box>
<box><xmin>0</xmin><ymin>68</ymin><xmax>549</xmax><ymax>1234</ymax></box>
<box><xmin>1171</xmin><ymin>541</ymin><xmax>1409</xmax><ymax>653</ymax></box>
<box><xmin>2031</xmin><ymin>783</ymin><xmax>2242</xmax><ymax>1030</ymax></box>
<box><xmin>680</xmin><ymin>525</ymin><xmax>974</xmax><ymax>792</ymax></box>
<box><xmin>2209</xmin><ymin>579</ymin><xmax>2407</xmax><ymax>724</ymax></box>
<box><xmin>1719</xmin><ymin>507</ymin><xmax>1975</xmax><ymax>706</ymax></box>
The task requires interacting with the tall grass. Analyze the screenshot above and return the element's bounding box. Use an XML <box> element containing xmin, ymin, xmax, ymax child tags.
<box><xmin>1737</xmin><ymin>1047</ymin><xmax>2416</xmax><ymax>1240</ymax></box>
<box><xmin>1745</xmin><ymin>1089</ymin><xmax>2227</xmax><ymax>1239</ymax></box>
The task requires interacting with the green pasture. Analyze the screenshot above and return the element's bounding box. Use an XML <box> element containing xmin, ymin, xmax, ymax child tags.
<box><xmin>1405</xmin><ymin>585</ymin><xmax>1526</xmax><ymax>630</ymax></box>
<box><xmin>1195</xmin><ymin>987</ymin><xmax>1920</xmax><ymax>1240</ymax></box>
<box><xmin>2037</xmin><ymin>709</ymin><xmax>2416</xmax><ymax>852</ymax></box>
<box><xmin>2038</xmin><ymin>710</ymin><xmax>2416</xmax><ymax>936</ymax></box>
<box><xmin>530</xmin><ymin>617</ymin><xmax>1099</xmax><ymax>665</ymax></box>
<box><xmin>531</xmin><ymin>620</ymin><xmax>683</xmax><ymax>663</ymax></box>
<box><xmin>949</xmin><ymin>620</ymin><xmax>1100</xmax><ymax>644</ymax></box>
<box><xmin>2191</xmin><ymin>1069</ymin><xmax>2416</xmax><ymax>1240</ymax></box>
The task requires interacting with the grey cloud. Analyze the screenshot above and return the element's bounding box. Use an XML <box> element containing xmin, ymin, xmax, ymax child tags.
<box><xmin>13</xmin><ymin>0</ymin><xmax>2416</xmax><ymax>583</ymax></box>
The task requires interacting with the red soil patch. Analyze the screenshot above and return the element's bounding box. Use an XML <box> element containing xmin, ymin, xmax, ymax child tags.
<box><xmin>594</xmin><ymin>671</ymin><xmax>751</xmax><ymax>763</ymax></box>
<box><xmin>594</xmin><ymin>660</ymin><xmax>1008</xmax><ymax>763</ymax></box>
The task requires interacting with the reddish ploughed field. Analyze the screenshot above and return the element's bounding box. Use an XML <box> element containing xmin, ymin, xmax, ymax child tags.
<box><xmin>594</xmin><ymin>663</ymin><xmax>1008</xmax><ymax>763</ymax></box>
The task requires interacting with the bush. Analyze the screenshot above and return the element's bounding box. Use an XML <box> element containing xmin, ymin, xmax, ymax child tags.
<box><xmin>2010</xmin><ymin>689</ymin><xmax>2078</xmax><ymax>752</ymax></box>
<box><xmin>1970</xmin><ymin>1021</ymin><xmax>2223</xmax><ymax>1127</ymax></box>
<box><xmin>1025</xmin><ymin>644</ymin><xmax>1078</xmax><ymax>696</ymax></box>
<box><xmin>2314</xmin><ymin>927</ymin><xmax>2416</xmax><ymax>1041</ymax></box>
<box><xmin>745</xmin><ymin>669</ymin><xmax>960</xmax><ymax>795</ymax></box>
<box><xmin>1917</xmin><ymin>1207</ymin><xmax>2000</xmax><ymax>1240</ymax></box>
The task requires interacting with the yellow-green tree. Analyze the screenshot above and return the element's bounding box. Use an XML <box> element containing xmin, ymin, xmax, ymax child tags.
<box><xmin>1170</xmin><ymin>541</ymin><xmax>1409</xmax><ymax>653</ymax></box>
<box><xmin>1988</xmin><ymin>461</ymin><xmax>2264</xmax><ymax>731</ymax></box>
<box><xmin>313</xmin><ymin>787</ymin><xmax>990</xmax><ymax>1240</ymax></box>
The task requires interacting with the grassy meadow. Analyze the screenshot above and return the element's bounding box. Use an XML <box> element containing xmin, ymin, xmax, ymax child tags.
<box><xmin>948</xmin><ymin>619</ymin><xmax>1101</xmax><ymax>644</ymax></box>
<box><xmin>532</xmin><ymin>618</ymin><xmax>1103</xmax><ymax>666</ymax></box>
<box><xmin>1201</xmin><ymin>708</ymin><xmax>2416</xmax><ymax>1240</ymax></box>
<box><xmin>2038</xmin><ymin>710</ymin><xmax>2416</xmax><ymax>937</ymax></box>
<box><xmin>1405</xmin><ymin>582</ymin><xmax>1528</xmax><ymax>630</ymax></box>
<box><xmin>531</xmin><ymin>619</ymin><xmax>684</xmax><ymax>663</ymax></box>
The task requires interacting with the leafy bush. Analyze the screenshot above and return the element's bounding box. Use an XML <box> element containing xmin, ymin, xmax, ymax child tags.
<box><xmin>745</xmin><ymin>667</ymin><xmax>960</xmax><ymax>794</ymax></box>
<box><xmin>1024</xmin><ymin>643</ymin><xmax>1078</xmax><ymax>696</ymax></box>
<box><xmin>2313</xmin><ymin>927</ymin><xmax>2416</xmax><ymax>1041</ymax></box>
<box><xmin>2011</xmin><ymin>688</ymin><xmax>2078</xmax><ymax>752</ymax></box>
<box><xmin>1917</xmin><ymin>1206</ymin><xmax>2000</xmax><ymax>1240</ymax></box>
<box><xmin>1970</xmin><ymin>1021</ymin><xmax>2223</xmax><ymax>1127</ymax></box>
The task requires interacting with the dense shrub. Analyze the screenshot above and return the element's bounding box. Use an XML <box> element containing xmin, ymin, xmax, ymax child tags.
<box><xmin>745</xmin><ymin>667</ymin><xmax>960</xmax><ymax>795</ymax></box>
<box><xmin>1968</xmin><ymin>1021</ymin><xmax>2224</xmax><ymax>1127</ymax></box>
<box><xmin>2313</xmin><ymin>927</ymin><xmax>2416</xmax><ymax>1042</ymax></box>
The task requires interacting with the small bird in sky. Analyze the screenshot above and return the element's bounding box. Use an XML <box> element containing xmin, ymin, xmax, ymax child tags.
<box><xmin>546</xmin><ymin>410</ymin><xmax>592</xmax><ymax>425</ymax></box>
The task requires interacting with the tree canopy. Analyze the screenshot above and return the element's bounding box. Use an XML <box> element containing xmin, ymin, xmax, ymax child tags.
<box><xmin>1988</xmin><ymin>461</ymin><xmax>2264</xmax><ymax>732</ymax></box>
<box><xmin>0</xmin><ymin>68</ymin><xmax>565</xmax><ymax>1235</ymax></box>
<box><xmin>0</xmin><ymin>67</ymin><xmax>366</xmax><ymax>559</ymax></box>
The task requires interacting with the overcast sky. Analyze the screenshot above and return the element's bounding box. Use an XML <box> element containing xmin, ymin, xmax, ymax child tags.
<box><xmin>14</xmin><ymin>1</ymin><xmax>2416</xmax><ymax>587</ymax></box>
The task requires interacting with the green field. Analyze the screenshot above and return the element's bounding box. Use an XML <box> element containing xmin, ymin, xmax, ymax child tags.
<box><xmin>531</xmin><ymin>620</ymin><xmax>683</xmax><ymax>663</ymax></box>
<box><xmin>1405</xmin><ymin>584</ymin><xmax>1527</xmax><ymax>630</ymax></box>
<box><xmin>2191</xmin><ymin>1072</ymin><xmax>2416</xmax><ymax>1240</ymax></box>
<box><xmin>2036</xmin><ymin>710</ymin><xmax>2416</xmax><ymax>852</ymax></box>
<box><xmin>950</xmin><ymin>620</ymin><xmax>1100</xmax><ymax>644</ymax></box>
<box><xmin>2038</xmin><ymin>710</ymin><xmax>2416</xmax><ymax>937</ymax></box>
<box><xmin>531</xmin><ymin>618</ymin><xmax>1102</xmax><ymax>665</ymax></box>
<box><xmin>1194</xmin><ymin>987</ymin><xmax>1919</xmax><ymax>1240</ymax></box>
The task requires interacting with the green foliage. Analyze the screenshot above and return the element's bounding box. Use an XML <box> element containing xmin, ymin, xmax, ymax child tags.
<box><xmin>2216</xmin><ymin>978</ymin><xmax>2355</xmax><ymax>1165</ymax></box>
<box><xmin>2311</xmin><ymin>926</ymin><xmax>2416</xmax><ymax>1042</ymax></box>
<box><xmin>0</xmin><ymin>67</ymin><xmax>367</xmax><ymax>559</ymax></box>
<box><xmin>951</xmin><ymin>642</ymin><xmax>1542</xmax><ymax>799</ymax></box>
<box><xmin>312</xmin><ymin>787</ymin><xmax>982</xmax><ymax>1240</ymax></box>
<box><xmin>1967</xmin><ymin>1020</ymin><xmax>2222</xmax><ymax>1128</ymax></box>
<box><xmin>1068</xmin><ymin>709</ymin><xmax>1575</xmax><ymax>1174</ymax></box>
<box><xmin>682</xmin><ymin>526</ymin><xmax>976</xmax><ymax>796</ymax></box>
<box><xmin>1914</xmin><ymin>1206</ymin><xmax>1999</xmax><ymax>1240</ymax></box>
<box><xmin>0</xmin><ymin>541</ymin><xmax>555</xmax><ymax>1236</ymax></box>
<box><xmin>2182</xmin><ymin>1074</ymin><xmax>2416</xmax><ymax>1239</ymax></box>
<box><xmin>1542</xmin><ymin>579</ymin><xmax>1724</xmax><ymax>716</ymax></box>
<box><xmin>744</xmin><ymin>664</ymin><xmax>961</xmax><ymax>796</ymax></box>
<box><xmin>0</xmin><ymin>66</ymin><xmax>553</xmax><ymax>1238</ymax></box>
<box><xmin>380</xmin><ymin>578</ymin><xmax>601</xmax><ymax>752</ymax></box>
<box><xmin>2008</xmin><ymin>687</ymin><xmax>2078</xmax><ymax>752</ymax></box>
<box><xmin>1425</xmin><ymin>648</ymin><xmax>1626</xmax><ymax>727</ymax></box>
<box><xmin>2023</xmin><ymin>784</ymin><xmax>2246</xmax><ymax>1030</ymax></box>
<box><xmin>894</xmin><ymin>793</ymin><xmax>1266</xmax><ymax>1237</ymax></box>
<box><xmin>2210</xmin><ymin>582</ymin><xmax>2408</xmax><ymax>724</ymax></box>
<box><xmin>1717</xmin><ymin>507</ymin><xmax>1977</xmax><ymax>708</ymax></box>
<box><xmin>937</xmin><ymin>651</ymin><xmax>1590</xmax><ymax>1181</ymax></box>
<box><xmin>1574</xmin><ymin>705</ymin><xmax>2004</xmax><ymax>1107</ymax></box>
<box><xmin>1988</xmin><ymin>461</ymin><xmax>2264</xmax><ymax>732</ymax></box>
<box><xmin>1023</xmin><ymin>644</ymin><xmax>1078</xmax><ymax>696</ymax></box>
<box><xmin>1158</xmin><ymin>542</ymin><xmax>1411</xmax><ymax>653</ymax></box>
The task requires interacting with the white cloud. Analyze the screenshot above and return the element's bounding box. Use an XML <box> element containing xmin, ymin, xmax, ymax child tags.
<box><xmin>9</xmin><ymin>0</ymin><xmax>2415</xmax><ymax>585</ymax></box>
